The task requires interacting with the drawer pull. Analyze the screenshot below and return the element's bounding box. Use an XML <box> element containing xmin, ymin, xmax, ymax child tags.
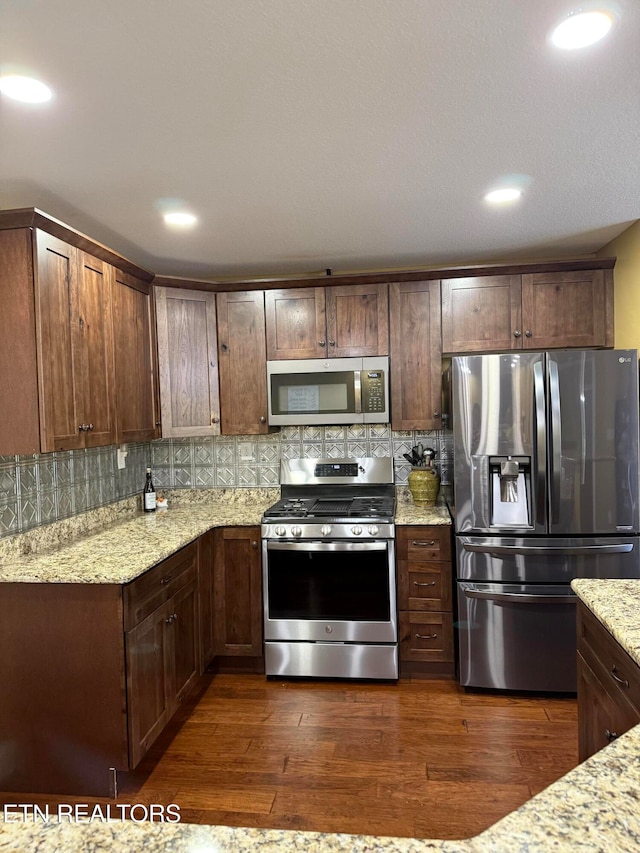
<box><xmin>412</xmin><ymin>540</ymin><xmax>436</xmax><ymax>547</ymax></box>
<box><xmin>610</xmin><ymin>666</ymin><xmax>630</xmax><ymax>688</ymax></box>
<box><xmin>415</xmin><ymin>632</ymin><xmax>438</xmax><ymax>640</ymax></box>
<box><xmin>165</xmin><ymin>615</ymin><xmax>173</xmax><ymax>624</ymax></box>
<box><xmin>414</xmin><ymin>581</ymin><xmax>436</xmax><ymax>587</ymax></box>
<box><xmin>160</xmin><ymin>575</ymin><xmax>173</xmax><ymax>585</ymax></box>
<box><xmin>605</xmin><ymin>729</ymin><xmax>619</xmax><ymax>742</ymax></box>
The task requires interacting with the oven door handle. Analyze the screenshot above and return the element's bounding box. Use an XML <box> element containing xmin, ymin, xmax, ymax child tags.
<box><xmin>266</xmin><ymin>541</ymin><xmax>388</xmax><ymax>552</ymax></box>
<box><xmin>463</xmin><ymin>588</ymin><xmax>575</xmax><ymax>605</ymax></box>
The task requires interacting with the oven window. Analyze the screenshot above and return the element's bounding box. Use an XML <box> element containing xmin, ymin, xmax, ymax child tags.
<box><xmin>267</xmin><ymin>548</ymin><xmax>391</xmax><ymax>621</ymax></box>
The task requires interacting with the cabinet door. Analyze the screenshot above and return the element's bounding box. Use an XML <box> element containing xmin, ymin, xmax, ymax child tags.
<box><xmin>0</xmin><ymin>229</ymin><xmax>41</xmax><ymax>455</ymax></box>
<box><xmin>34</xmin><ymin>230</ymin><xmax>84</xmax><ymax>451</ymax></box>
<box><xmin>155</xmin><ymin>287</ymin><xmax>221</xmax><ymax>437</ymax></box>
<box><xmin>217</xmin><ymin>291</ymin><xmax>269</xmax><ymax>434</ymax></box>
<box><xmin>521</xmin><ymin>269</ymin><xmax>613</xmax><ymax>350</ymax></box>
<box><xmin>577</xmin><ymin>652</ymin><xmax>640</xmax><ymax>762</ymax></box>
<box><xmin>441</xmin><ymin>275</ymin><xmax>522</xmax><ymax>353</ymax></box>
<box><xmin>389</xmin><ymin>281</ymin><xmax>442</xmax><ymax>430</ymax></box>
<box><xmin>169</xmin><ymin>577</ymin><xmax>200</xmax><ymax>705</ymax></box>
<box><xmin>326</xmin><ymin>283</ymin><xmax>389</xmax><ymax>356</ymax></box>
<box><xmin>77</xmin><ymin>252</ymin><xmax>116</xmax><ymax>448</ymax></box>
<box><xmin>265</xmin><ymin>287</ymin><xmax>327</xmax><ymax>359</ymax></box>
<box><xmin>112</xmin><ymin>271</ymin><xmax>160</xmax><ymax>442</ymax></box>
<box><xmin>125</xmin><ymin>601</ymin><xmax>172</xmax><ymax>768</ymax></box>
<box><xmin>198</xmin><ymin>530</ymin><xmax>215</xmax><ymax>672</ymax></box>
<box><xmin>214</xmin><ymin>527</ymin><xmax>262</xmax><ymax>656</ymax></box>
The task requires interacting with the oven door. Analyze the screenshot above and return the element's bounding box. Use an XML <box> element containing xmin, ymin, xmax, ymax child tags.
<box><xmin>263</xmin><ymin>539</ymin><xmax>397</xmax><ymax>643</ymax></box>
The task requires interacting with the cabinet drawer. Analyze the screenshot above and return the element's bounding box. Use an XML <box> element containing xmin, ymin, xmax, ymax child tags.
<box><xmin>124</xmin><ymin>543</ymin><xmax>198</xmax><ymax>631</ymax></box>
<box><xmin>398</xmin><ymin>526</ymin><xmax>451</xmax><ymax>562</ymax></box>
<box><xmin>399</xmin><ymin>611</ymin><xmax>454</xmax><ymax>662</ymax></box>
<box><xmin>398</xmin><ymin>561</ymin><xmax>452</xmax><ymax>611</ymax></box>
<box><xmin>578</xmin><ymin>603</ymin><xmax>640</xmax><ymax>713</ymax></box>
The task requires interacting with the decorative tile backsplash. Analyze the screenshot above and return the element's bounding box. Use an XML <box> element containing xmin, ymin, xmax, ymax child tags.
<box><xmin>0</xmin><ymin>427</ymin><xmax>453</xmax><ymax>539</ymax></box>
<box><xmin>151</xmin><ymin>426</ymin><xmax>453</xmax><ymax>492</ymax></box>
<box><xmin>0</xmin><ymin>442</ymin><xmax>152</xmax><ymax>539</ymax></box>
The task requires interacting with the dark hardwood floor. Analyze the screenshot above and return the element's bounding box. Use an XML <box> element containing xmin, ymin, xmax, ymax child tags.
<box><xmin>5</xmin><ymin>675</ymin><xmax>579</xmax><ymax>840</ymax></box>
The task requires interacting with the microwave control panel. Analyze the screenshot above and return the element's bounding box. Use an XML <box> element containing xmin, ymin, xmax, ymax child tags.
<box><xmin>361</xmin><ymin>371</ymin><xmax>386</xmax><ymax>414</ymax></box>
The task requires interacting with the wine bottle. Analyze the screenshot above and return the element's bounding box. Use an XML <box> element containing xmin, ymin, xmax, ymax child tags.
<box><xmin>143</xmin><ymin>468</ymin><xmax>156</xmax><ymax>512</ymax></box>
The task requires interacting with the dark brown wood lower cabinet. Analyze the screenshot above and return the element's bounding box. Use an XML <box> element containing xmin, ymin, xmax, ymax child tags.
<box><xmin>396</xmin><ymin>525</ymin><xmax>455</xmax><ymax>678</ymax></box>
<box><xmin>214</xmin><ymin>527</ymin><xmax>263</xmax><ymax>663</ymax></box>
<box><xmin>198</xmin><ymin>529</ymin><xmax>216</xmax><ymax>671</ymax></box>
<box><xmin>577</xmin><ymin>601</ymin><xmax>640</xmax><ymax>762</ymax></box>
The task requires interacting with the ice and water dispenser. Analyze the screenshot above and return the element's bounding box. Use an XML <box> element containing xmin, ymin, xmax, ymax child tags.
<box><xmin>489</xmin><ymin>455</ymin><xmax>532</xmax><ymax>528</ymax></box>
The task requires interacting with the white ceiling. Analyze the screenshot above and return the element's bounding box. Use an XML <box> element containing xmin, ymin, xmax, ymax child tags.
<box><xmin>1</xmin><ymin>0</ymin><xmax>639</xmax><ymax>279</ymax></box>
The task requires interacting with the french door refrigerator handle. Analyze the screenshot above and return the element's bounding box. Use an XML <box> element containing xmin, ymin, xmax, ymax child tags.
<box><xmin>549</xmin><ymin>358</ymin><xmax>562</xmax><ymax>524</ymax></box>
<box><xmin>462</xmin><ymin>542</ymin><xmax>634</xmax><ymax>555</ymax></box>
<box><xmin>533</xmin><ymin>361</ymin><xmax>546</xmax><ymax>526</ymax></box>
<box><xmin>463</xmin><ymin>588</ymin><xmax>575</xmax><ymax>605</ymax></box>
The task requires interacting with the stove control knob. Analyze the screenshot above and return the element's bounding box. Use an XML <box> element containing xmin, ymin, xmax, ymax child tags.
<box><xmin>291</xmin><ymin>526</ymin><xmax>303</xmax><ymax>538</ymax></box>
<box><xmin>368</xmin><ymin>525</ymin><xmax>379</xmax><ymax>536</ymax></box>
<box><xmin>274</xmin><ymin>526</ymin><xmax>286</xmax><ymax>537</ymax></box>
<box><xmin>351</xmin><ymin>525</ymin><xmax>363</xmax><ymax>536</ymax></box>
<box><xmin>321</xmin><ymin>524</ymin><xmax>332</xmax><ymax>536</ymax></box>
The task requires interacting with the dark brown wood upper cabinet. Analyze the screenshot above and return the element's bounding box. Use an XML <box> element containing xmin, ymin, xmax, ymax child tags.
<box><xmin>389</xmin><ymin>281</ymin><xmax>442</xmax><ymax>431</ymax></box>
<box><xmin>521</xmin><ymin>269</ymin><xmax>613</xmax><ymax>350</ymax></box>
<box><xmin>441</xmin><ymin>275</ymin><xmax>522</xmax><ymax>354</ymax></box>
<box><xmin>155</xmin><ymin>287</ymin><xmax>221</xmax><ymax>438</ymax></box>
<box><xmin>442</xmin><ymin>269</ymin><xmax>613</xmax><ymax>354</ymax></box>
<box><xmin>0</xmin><ymin>213</ymin><xmax>156</xmax><ymax>455</ymax></box>
<box><xmin>216</xmin><ymin>290</ymin><xmax>269</xmax><ymax>434</ymax></box>
<box><xmin>265</xmin><ymin>283</ymin><xmax>389</xmax><ymax>359</ymax></box>
<box><xmin>112</xmin><ymin>270</ymin><xmax>160</xmax><ymax>443</ymax></box>
<box><xmin>34</xmin><ymin>234</ymin><xmax>115</xmax><ymax>451</ymax></box>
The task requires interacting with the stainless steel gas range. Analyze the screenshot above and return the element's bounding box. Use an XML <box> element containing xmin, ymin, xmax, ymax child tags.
<box><xmin>261</xmin><ymin>457</ymin><xmax>398</xmax><ymax>680</ymax></box>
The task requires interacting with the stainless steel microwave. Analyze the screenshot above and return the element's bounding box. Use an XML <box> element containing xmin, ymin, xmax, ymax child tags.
<box><xmin>267</xmin><ymin>357</ymin><xmax>389</xmax><ymax>425</ymax></box>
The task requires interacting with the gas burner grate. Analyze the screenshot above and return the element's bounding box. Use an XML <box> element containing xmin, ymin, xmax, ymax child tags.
<box><xmin>310</xmin><ymin>499</ymin><xmax>352</xmax><ymax>514</ymax></box>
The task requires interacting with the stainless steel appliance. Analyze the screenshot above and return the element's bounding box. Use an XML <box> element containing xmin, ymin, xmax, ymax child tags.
<box><xmin>266</xmin><ymin>357</ymin><xmax>389</xmax><ymax>425</ymax></box>
<box><xmin>262</xmin><ymin>457</ymin><xmax>397</xmax><ymax>679</ymax></box>
<box><xmin>453</xmin><ymin>349</ymin><xmax>640</xmax><ymax>692</ymax></box>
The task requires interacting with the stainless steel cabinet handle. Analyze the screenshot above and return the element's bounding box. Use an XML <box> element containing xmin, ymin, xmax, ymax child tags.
<box><xmin>605</xmin><ymin>729</ymin><xmax>619</xmax><ymax>742</ymax></box>
<box><xmin>211</xmin><ymin>416</ymin><xmax>220</xmax><ymax>424</ymax></box>
<box><xmin>412</xmin><ymin>540</ymin><xmax>436</xmax><ymax>547</ymax></box>
<box><xmin>165</xmin><ymin>615</ymin><xmax>173</xmax><ymax>624</ymax></box>
<box><xmin>88</xmin><ymin>423</ymin><xmax>94</xmax><ymax>431</ymax></box>
<box><xmin>414</xmin><ymin>581</ymin><xmax>436</xmax><ymax>587</ymax></box>
<box><xmin>328</xmin><ymin>340</ymin><xmax>336</xmax><ymax>346</ymax></box>
<box><xmin>525</xmin><ymin>329</ymin><xmax>532</xmax><ymax>338</ymax></box>
<box><xmin>260</xmin><ymin>416</ymin><xmax>267</xmax><ymax>423</ymax></box>
<box><xmin>611</xmin><ymin>666</ymin><xmax>630</xmax><ymax>688</ymax></box>
<box><xmin>415</xmin><ymin>633</ymin><xmax>438</xmax><ymax>639</ymax></box>
<box><xmin>160</xmin><ymin>574</ymin><xmax>173</xmax><ymax>585</ymax></box>
<box><xmin>318</xmin><ymin>340</ymin><xmax>326</xmax><ymax>347</ymax></box>
<box><xmin>513</xmin><ymin>330</ymin><xmax>522</xmax><ymax>338</ymax></box>
<box><xmin>172</xmin><ymin>612</ymin><xmax>178</xmax><ymax>621</ymax></box>
<box><xmin>464</xmin><ymin>588</ymin><xmax>575</xmax><ymax>604</ymax></box>
<box><xmin>251</xmin><ymin>540</ymin><xmax>258</xmax><ymax>548</ymax></box>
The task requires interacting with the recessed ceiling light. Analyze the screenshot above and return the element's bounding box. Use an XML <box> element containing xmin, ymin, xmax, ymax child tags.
<box><xmin>0</xmin><ymin>74</ymin><xmax>52</xmax><ymax>103</ymax></box>
<box><xmin>551</xmin><ymin>11</ymin><xmax>613</xmax><ymax>49</ymax></box>
<box><xmin>163</xmin><ymin>212</ymin><xmax>198</xmax><ymax>227</ymax></box>
<box><xmin>484</xmin><ymin>188</ymin><xmax>523</xmax><ymax>204</ymax></box>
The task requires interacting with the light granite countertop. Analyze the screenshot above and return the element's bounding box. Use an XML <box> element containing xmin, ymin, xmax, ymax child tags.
<box><xmin>0</xmin><ymin>487</ymin><xmax>450</xmax><ymax>584</ymax></box>
<box><xmin>0</xmin><ymin>489</ymin><xmax>279</xmax><ymax>584</ymax></box>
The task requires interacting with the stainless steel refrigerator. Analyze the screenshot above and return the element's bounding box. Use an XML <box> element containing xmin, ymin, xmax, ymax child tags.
<box><xmin>452</xmin><ymin>349</ymin><xmax>640</xmax><ymax>692</ymax></box>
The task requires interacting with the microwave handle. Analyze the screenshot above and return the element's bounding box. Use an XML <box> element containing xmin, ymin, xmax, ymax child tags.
<box><xmin>354</xmin><ymin>371</ymin><xmax>362</xmax><ymax>414</ymax></box>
